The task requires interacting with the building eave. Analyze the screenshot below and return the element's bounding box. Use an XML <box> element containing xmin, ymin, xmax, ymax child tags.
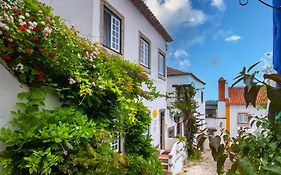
<box><xmin>167</xmin><ymin>67</ymin><xmax>206</xmax><ymax>85</ymax></box>
<box><xmin>130</xmin><ymin>0</ymin><xmax>173</xmax><ymax>42</ymax></box>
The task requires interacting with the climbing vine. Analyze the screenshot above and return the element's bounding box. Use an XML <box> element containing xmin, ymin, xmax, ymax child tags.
<box><xmin>0</xmin><ymin>0</ymin><xmax>162</xmax><ymax>174</ymax></box>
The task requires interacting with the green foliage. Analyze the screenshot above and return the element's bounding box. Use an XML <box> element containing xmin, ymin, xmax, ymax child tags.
<box><xmin>209</xmin><ymin>63</ymin><xmax>281</xmax><ymax>175</ymax></box>
<box><xmin>0</xmin><ymin>0</ymin><xmax>162</xmax><ymax>174</ymax></box>
<box><xmin>168</xmin><ymin>84</ymin><xmax>206</xmax><ymax>159</ymax></box>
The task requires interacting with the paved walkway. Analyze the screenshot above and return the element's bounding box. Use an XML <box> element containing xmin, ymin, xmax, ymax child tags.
<box><xmin>178</xmin><ymin>150</ymin><xmax>230</xmax><ymax>175</ymax></box>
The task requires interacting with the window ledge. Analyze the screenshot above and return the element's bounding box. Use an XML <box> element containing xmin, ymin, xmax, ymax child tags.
<box><xmin>101</xmin><ymin>45</ymin><xmax>123</xmax><ymax>57</ymax></box>
<box><xmin>158</xmin><ymin>75</ymin><xmax>166</xmax><ymax>81</ymax></box>
<box><xmin>140</xmin><ymin>65</ymin><xmax>151</xmax><ymax>75</ymax></box>
<box><xmin>237</xmin><ymin>123</ymin><xmax>249</xmax><ymax>127</ymax></box>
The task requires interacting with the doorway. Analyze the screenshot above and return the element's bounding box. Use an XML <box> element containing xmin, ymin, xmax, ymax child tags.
<box><xmin>160</xmin><ymin>110</ymin><xmax>165</xmax><ymax>149</ymax></box>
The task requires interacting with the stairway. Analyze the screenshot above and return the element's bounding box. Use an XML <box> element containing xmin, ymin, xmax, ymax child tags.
<box><xmin>159</xmin><ymin>150</ymin><xmax>172</xmax><ymax>175</ymax></box>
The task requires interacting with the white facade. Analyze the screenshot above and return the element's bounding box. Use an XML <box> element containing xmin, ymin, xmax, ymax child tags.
<box><xmin>228</xmin><ymin>105</ymin><xmax>267</xmax><ymax>137</ymax></box>
<box><xmin>206</xmin><ymin>77</ymin><xmax>268</xmax><ymax>138</ymax></box>
<box><xmin>40</xmin><ymin>0</ymin><xmax>171</xmax><ymax>147</ymax></box>
<box><xmin>209</xmin><ymin>103</ymin><xmax>267</xmax><ymax>138</ymax></box>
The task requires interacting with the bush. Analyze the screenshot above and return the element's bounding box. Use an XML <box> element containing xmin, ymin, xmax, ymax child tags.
<box><xmin>0</xmin><ymin>0</ymin><xmax>162</xmax><ymax>174</ymax></box>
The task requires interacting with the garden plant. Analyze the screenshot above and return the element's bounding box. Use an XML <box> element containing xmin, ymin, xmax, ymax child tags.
<box><xmin>0</xmin><ymin>0</ymin><xmax>163</xmax><ymax>174</ymax></box>
<box><xmin>168</xmin><ymin>84</ymin><xmax>206</xmax><ymax>160</ymax></box>
<box><xmin>209</xmin><ymin>63</ymin><xmax>281</xmax><ymax>175</ymax></box>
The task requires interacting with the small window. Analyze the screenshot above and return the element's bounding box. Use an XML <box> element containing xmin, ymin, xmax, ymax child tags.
<box><xmin>139</xmin><ymin>36</ymin><xmax>150</xmax><ymax>68</ymax></box>
<box><xmin>103</xmin><ymin>6</ymin><xmax>121</xmax><ymax>53</ymax></box>
<box><xmin>110</xmin><ymin>137</ymin><xmax>120</xmax><ymax>152</ymax></box>
<box><xmin>238</xmin><ymin>113</ymin><xmax>249</xmax><ymax>124</ymax></box>
<box><xmin>168</xmin><ymin>126</ymin><xmax>175</xmax><ymax>138</ymax></box>
<box><xmin>201</xmin><ymin>91</ymin><xmax>204</xmax><ymax>103</ymax></box>
<box><xmin>158</xmin><ymin>52</ymin><xmax>165</xmax><ymax>76</ymax></box>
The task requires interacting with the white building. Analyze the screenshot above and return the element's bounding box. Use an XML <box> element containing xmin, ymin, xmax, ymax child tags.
<box><xmin>39</xmin><ymin>0</ymin><xmax>173</xmax><ymax>150</ymax></box>
<box><xmin>162</xmin><ymin>67</ymin><xmax>206</xmax><ymax>175</ymax></box>
<box><xmin>206</xmin><ymin>77</ymin><xmax>268</xmax><ymax>138</ymax></box>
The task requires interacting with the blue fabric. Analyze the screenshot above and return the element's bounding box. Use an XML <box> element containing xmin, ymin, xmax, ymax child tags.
<box><xmin>273</xmin><ymin>0</ymin><xmax>281</xmax><ymax>74</ymax></box>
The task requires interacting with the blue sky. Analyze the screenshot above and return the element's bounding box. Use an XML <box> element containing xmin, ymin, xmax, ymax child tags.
<box><xmin>145</xmin><ymin>0</ymin><xmax>273</xmax><ymax>100</ymax></box>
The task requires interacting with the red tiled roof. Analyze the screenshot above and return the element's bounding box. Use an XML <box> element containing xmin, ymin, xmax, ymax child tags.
<box><xmin>130</xmin><ymin>0</ymin><xmax>172</xmax><ymax>42</ymax></box>
<box><xmin>167</xmin><ymin>67</ymin><xmax>206</xmax><ymax>85</ymax></box>
<box><xmin>228</xmin><ymin>87</ymin><xmax>267</xmax><ymax>105</ymax></box>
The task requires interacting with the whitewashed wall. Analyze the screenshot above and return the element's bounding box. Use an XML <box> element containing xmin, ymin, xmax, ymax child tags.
<box><xmin>40</xmin><ymin>0</ymin><xmax>169</xmax><ymax>147</ymax></box>
<box><xmin>214</xmin><ymin>101</ymin><xmax>267</xmax><ymax>138</ymax></box>
<box><xmin>229</xmin><ymin>105</ymin><xmax>267</xmax><ymax>137</ymax></box>
<box><xmin>0</xmin><ymin>63</ymin><xmax>60</xmax><ymax>151</ymax></box>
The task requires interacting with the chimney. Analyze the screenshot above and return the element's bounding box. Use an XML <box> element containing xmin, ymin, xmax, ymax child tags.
<box><xmin>218</xmin><ymin>77</ymin><xmax>226</xmax><ymax>101</ymax></box>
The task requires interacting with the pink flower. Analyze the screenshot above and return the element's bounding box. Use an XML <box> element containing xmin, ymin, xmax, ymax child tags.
<box><xmin>43</xmin><ymin>27</ymin><xmax>52</xmax><ymax>35</ymax></box>
<box><xmin>69</xmin><ymin>77</ymin><xmax>76</xmax><ymax>85</ymax></box>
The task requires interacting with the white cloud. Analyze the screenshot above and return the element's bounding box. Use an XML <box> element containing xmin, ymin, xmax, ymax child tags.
<box><xmin>225</xmin><ymin>35</ymin><xmax>241</xmax><ymax>42</ymax></box>
<box><xmin>213</xmin><ymin>30</ymin><xmax>242</xmax><ymax>42</ymax></box>
<box><xmin>179</xmin><ymin>59</ymin><xmax>191</xmax><ymax>67</ymax></box>
<box><xmin>144</xmin><ymin>0</ymin><xmax>207</xmax><ymax>30</ymax></box>
<box><xmin>211</xmin><ymin>0</ymin><xmax>226</xmax><ymax>11</ymax></box>
<box><xmin>174</xmin><ymin>49</ymin><xmax>189</xmax><ymax>59</ymax></box>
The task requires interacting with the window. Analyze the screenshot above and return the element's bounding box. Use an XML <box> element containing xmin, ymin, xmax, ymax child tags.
<box><xmin>158</xmin><ymin>52</ymin><xmax>166</xmax><ymax>76</ymax></box>
<box><xmin>201</xmin><ymin>91</ymin><xmax>204</xmax><ymax>103</ymax></box>
<box><xmin>103</xmin><ymin>6</ymin><xmax>121</xmax><ymax>53</ymax></box>
<box><xmin>168</xmin><ymin>126</ymin><xmax>175</xmax><ymax>138</ymax></box>
<box><xmin>206</xmin><ymin>109</ymin><xmax>217</xmax><ymax>118</ymax></box>
<box><xmin>238</xmin><ymin>113</ymin><xmax>249</xmax><ymax>124</ymax></box>
<box><xmin>110</xmin><ymin>137</ymin><xmax>120</xmax><ymax>152</ymax></box>
<box><xmin>139</xmin><ymin>34</ymin><xmax>150</xmax><ymax>68</ymax></box>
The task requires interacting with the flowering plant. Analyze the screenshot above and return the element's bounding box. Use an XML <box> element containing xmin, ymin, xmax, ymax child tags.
<box><xmin>0</xmin><ymin>0</ymin><xmax>162</xmax><ymax>174</ymax></box>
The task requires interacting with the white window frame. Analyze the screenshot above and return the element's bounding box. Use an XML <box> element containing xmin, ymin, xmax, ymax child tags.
<box><xmin>238</xmin><ymin>113</ymin><xmax>249</xmax><ymax>124</ymax></box>
<box><xmin>139</xmin><ymin>37</ymin><xmax>150</xmax><ymax>68</ymax></box>
<box><xmin>110</xmin><ymin>16</ymin><xmax>121</xmax><ymax>52</ymax></box>
<box><xmin>110</xmin><ymin>137</ymin><xmax>120</xmax><ymax>152</ymax></box>
<box><xmin>103</xmin><ymin>6</ymin><xmax>122</xmax><ymax>53</ymax></box>
<box><xmin>158</xmin><ymin>52</ymin><xmax>165</xmax><ymax>76</ymax></box>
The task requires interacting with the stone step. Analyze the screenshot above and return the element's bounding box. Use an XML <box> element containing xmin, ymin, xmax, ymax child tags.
<box><xmin>164</xmin><ymin>171</ymin><xmax>172</xmax><ymax>175</ymax></box>
<box><xmin>159</xmin><ymin>157</ymin><xmax>168</xmax><ymax>164</ymax></box>
<box><xmin>161</xmin><ymin>162</ymin><xmax>169</xmax><ymax>170</ymax></box>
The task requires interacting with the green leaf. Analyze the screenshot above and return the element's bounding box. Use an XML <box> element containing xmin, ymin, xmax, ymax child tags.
<box><xmin>231</xmin><ymin>144</ymin><xmax>240</xmax><ymax>153</ymax></box>
<box><xmin>263</xmin><ymin>165</ymin><xmax>281</xmax><ymax>175</ymax></box>
<box><xmin>238</xmin><ymin>158</ymin><xmax>256</xmax><ymax>175</ymax></box>
<box><xmin>247</xmin><ymin>61</ymin><xmax>260</xmax><ymax>73</ymax></box>
<box><xmin>264</xmin><ymin>74</ymin><xmax>281</xmax><ymax>83</ymax></box>
<box><xmin>243</xmin><ymin>85</ymin><xmax>262</xmax><ymax>108</ymax></box>
<box><xmin>240</xmin><ymin>67</ymin><xmax>246</xmax><ymax>75</ymax></box>
<box><xmin>217</xmin><ymin>154</ymin><xmax>227</xmax><ymax>175</ymax></box>
<box><xmin>232</xmin><ymin>77</ymin><xmax>244</xmax><ymax>87</ymax></box>
<box><xmin>227</xmin><ymin>160</ymin><xmax>239</xmax><ymax>174</ymax></box>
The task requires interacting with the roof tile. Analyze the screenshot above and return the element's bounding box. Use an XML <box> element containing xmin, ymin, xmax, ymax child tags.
<box><xmin>228</xmin><ymin>87</ymin><xmax>267</xmax><ymax>106</ymax></box>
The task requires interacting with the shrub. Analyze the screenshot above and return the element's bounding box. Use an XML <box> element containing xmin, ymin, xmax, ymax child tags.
<box><xmin>0</xmin><ymin>0</ymin><xmax>162</xmax><ymax>174</ymax></box>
